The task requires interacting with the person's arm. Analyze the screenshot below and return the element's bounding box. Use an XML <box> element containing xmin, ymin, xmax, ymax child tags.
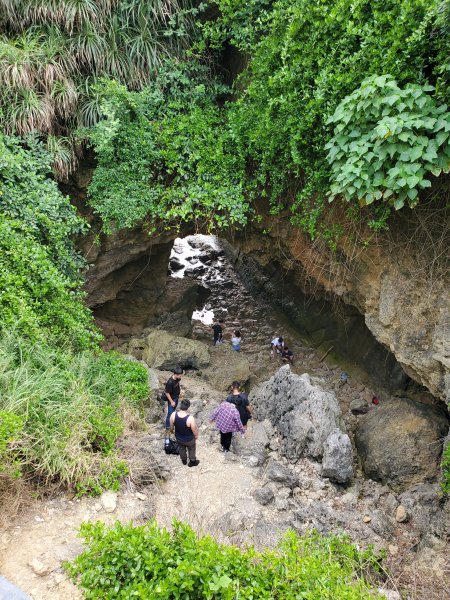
<box><xmin>209</xmin><ymin>405</ymin><xmax>219</xmax><ymax>421</ymax></box>
<box><xmin>169</xmin><ymin>412</ymin><xmax>176</xmax><ymax>434</ymax></box>
<box><xmin>234</xmin><ymin>412</ymin><xmax>245</xmax><ymax>434</ymax></box>
<box><xmin>188</xmin><ymin>416</ymin><xmax>199</xmax><ymax>439</ymax></box>
<box><xmin>247</xmin><ymin>403</ymin><xmax>253</xmax><ymax>416</ymax></box>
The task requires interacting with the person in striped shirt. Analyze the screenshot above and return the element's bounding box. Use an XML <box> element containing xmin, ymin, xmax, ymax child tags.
<box><xmin>210</xmin><ymin>399</ymin><xmax>245</xmax><ymax>452</ymax></box>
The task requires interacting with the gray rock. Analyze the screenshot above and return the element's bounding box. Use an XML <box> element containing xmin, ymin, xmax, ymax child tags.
<box><xmin>216</xmin><ymin>511</ymin><xmax>247</xmax><ymax>535</ymax></box>
<box><xmin>250</xmin><ymin>366</ymin><xmax>343</xmax><ymax>460</ymax></box>
<box><xmin>266</xmin><ymin>460</ymin><xmax>298</xmax><ymax>488</ymax></box>
<box><xmin>356</xmin><ymin>397</ymin><xmax>449</xmax><ymax>491</ymax></box>
<box><xmin>321</xmin><ymin>429</ymin><xmax>353</xmax><ymax>484</ymax></box>
<box><xmin>253</xmin><ymin>487</ymin><xmax>275</xmax><ymax>505</ymax></box>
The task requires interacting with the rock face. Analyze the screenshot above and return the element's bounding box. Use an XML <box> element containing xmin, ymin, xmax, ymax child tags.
<box><xmin>250</xmin><ymin>366</ymin><xmax>346</xmax><ymax>461</ymax></box>
<box><xmin>127</xmin><ymin>329</ymin><xmax>211</xmax><ymax>371</ymax></box>
<box><xmin>223</xmin><ymin>204</ymin><xmax>450</xmax><ymax>400</ymax></box>
<box><xmin>321</xmin><ymin>430</ymin><xmax>353</xmax><ymax>484</ymax></box>
<box><xmin>356</xmin><ymin>397</ymin><xmax>449</xmax><ymax>490</ymax></box>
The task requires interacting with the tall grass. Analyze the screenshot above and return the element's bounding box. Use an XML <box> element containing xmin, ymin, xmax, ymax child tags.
<box><xmin>0</xmin><ymin>331</ymin><xmax>149</xmax><ymax>496</ymax></box>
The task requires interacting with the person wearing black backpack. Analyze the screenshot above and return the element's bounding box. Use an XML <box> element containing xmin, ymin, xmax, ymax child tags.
<box><xmin>226</xmin><ymin>381</ymin><xmax>252</xmax><ymax>429</ymax></box>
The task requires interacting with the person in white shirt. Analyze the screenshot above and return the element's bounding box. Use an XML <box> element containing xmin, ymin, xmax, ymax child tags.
<box><xmin>270</xmin><ymin>336</ymin><xmax>284</xmax><ymax>358</ymax></box>
<box><xmin>231</xmin><ymin>330</ymin><xmax>242</xmax><ymax>352</ymax></box>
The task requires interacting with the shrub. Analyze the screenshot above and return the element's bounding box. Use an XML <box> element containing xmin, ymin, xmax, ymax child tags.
<box><xmin>442</xmin><ymin>433</ymin><xmax>450</xmax><ymax>494</ymax></box>
<box><xmin>0</xmin><ymin>333</ymin><xmax>149</xmax><ymax>495</ymax></box>
<box><xmin>67</xmin><ymin>519</ymin><xmax>384</xmax><ymax>599</ymax></box>
<box><xmin>0</xmin><ymin>133</ymin><xmax>99</xmax><ymax>348</ymax></box>
<box><xmin>326</xmin><ymin>75</ymin><xmax>450</xmax><ymax>214</ymax></box>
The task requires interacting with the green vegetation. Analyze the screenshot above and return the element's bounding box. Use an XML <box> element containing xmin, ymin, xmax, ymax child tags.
<box><xmin>211</xmin><ymin>0</ymin><xmax>450</xmax><ymax>236</ymax></box>
<box><xmin>326</xmin><ymin>74</ymin><xmax>450</xmax><ymax>215</ymax></box>
<box><xmin>84</xmin><ymin>63</ymin><xmax>248</xmax><ymax>232</ymax></box>
<box><xmin>0</xmin><ymin>132</ymin><xmax>98</xmax><ymax>348</ymax></box>
<box><xmin>442</xmin><ymin>434</ymin><xmax>450</xmax><ymax>494</ymax></box>
<box><xmin>0</xmin><ymin>333</ymin><xmax>148</xmax><ymax>495</ymax></box>
<box><xmin>67</xmin><ymin>520</ymin><xmax>384</xmax><ymax>599</ymax></box>
<box><xmin>0</xmin><ymin>0</ymin><xmax>199</xmax><ymax>176</ymax></box>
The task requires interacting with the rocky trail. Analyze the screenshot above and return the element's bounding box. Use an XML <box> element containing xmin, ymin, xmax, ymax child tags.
<box><xmin>0</xmin><ymin>236</ymin><xmax>448</xmax><ymax>599</ymax></box>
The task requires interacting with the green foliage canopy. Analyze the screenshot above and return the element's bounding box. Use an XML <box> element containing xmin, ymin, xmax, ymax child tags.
<box><xmin>84</xmin><ymin>63</ymin><xmax>249</xmax><ymax>232</ymax></box>
<box><xmin>208</xmin><ymin>0</ymin><xmax>450</xmax><ymax>236</ymax></box>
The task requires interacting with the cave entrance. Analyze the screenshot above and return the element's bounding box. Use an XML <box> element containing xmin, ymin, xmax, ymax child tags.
<box><xmin>168</xmin><ymin>234</ymin><xmax>419</xmax><ymax>398</ymax></box>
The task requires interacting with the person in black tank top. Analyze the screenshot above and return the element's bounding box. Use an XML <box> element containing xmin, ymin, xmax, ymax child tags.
<box><xmin>169</xmin><ymin>399</ymin><xmax>199</xmax><ymax>467</ymax></box>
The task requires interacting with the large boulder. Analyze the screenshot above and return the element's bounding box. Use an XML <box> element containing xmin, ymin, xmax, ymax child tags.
<box><xmin>128</xmin><ymin>329</ymin><xmax>210</xmax><ymax>371</ymax></box>
<box><xmin>355</xmin><ymin>398</ymin><xmax>449</xmax><ymax>491</ymax></box>
<box><xmin>249</xmin><ymin>366</ymin><xmax>343</xmax><ymax>460</ymax></box>
<box><xmin>201</xmin><ymin>344</ymin><xmax>250</xmax><ymax>391</ymax></box>
<box><xmin>322</xmin><ymin>429</ymin><xmax>353</xmax><ymax>484</ymax></box>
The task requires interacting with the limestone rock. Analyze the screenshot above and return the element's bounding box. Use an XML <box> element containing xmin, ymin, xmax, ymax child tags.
<box><xmin>395</xmin><ymin>505</ymin><xmax>408</xmax><ymax>523</ymax></box>
<box><xmin>202</xmin><ymin>344</ymin><xmax>250</xmax><ymax>391</ymax></box>
<box><xmin>29</xmin><ymin>558</ymin><xmax>52</xmax><ymax>577</ymax></box>
<box><xmin>321</xmin><ymin>429</ymin><xmax>353</xmax><ymax>484</ymax></box>
<box><xmin>250</xmin><ymin>366</ymin><xmax>343</xmax><ymax>460</ymax></box>
<box><xmin>253</xmin><ymin>487</ymin><xmax>275</xmax><ymax>506</ymax></box>
<box><xmin>266</xmin><ymin>460</ymin><xmax>298</xmax><ymax>488</ymax></box>
<box><xmin>135</xmin><ymin>330</ymin><xmax>211</xmax><ymax>371</ymax></box>
<box><xmin>356</xmin><ymin>398</ymin><xmax>449</xmax><ymax>490</ymax></box>
<box><xmin>100</xmin><ymin>491</ymin><xmax>117</xmax><ymax>513</ymax></box>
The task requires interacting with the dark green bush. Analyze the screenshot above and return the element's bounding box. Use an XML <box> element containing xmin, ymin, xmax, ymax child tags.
<box><xmin>67</xmin><ymin>520</ymin><xmax>384</xmax><ymax>599</ymax></box>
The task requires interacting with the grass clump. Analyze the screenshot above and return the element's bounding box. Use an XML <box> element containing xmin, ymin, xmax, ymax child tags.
<box><xmin>67</xmin><ymin>519</ymin><xmax>384</xmax><ymax>599</ymax></box>
<box><xmin>0</xmin><ymin>332</ymin><xmax>149</xmax><ymax>496</ymax></box>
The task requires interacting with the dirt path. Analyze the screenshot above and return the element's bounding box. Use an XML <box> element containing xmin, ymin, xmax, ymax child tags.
<box><xmin>0</xmin><ymin>375</ymin><xmax>264</xmax><ymax>599</ymax></box>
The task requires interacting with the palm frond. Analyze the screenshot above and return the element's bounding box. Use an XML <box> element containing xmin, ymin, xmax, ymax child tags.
<box><xmin>7</xmin><ymin>88</ymin><xmax>54</xmax><ymax>134</ymax></box>
<box><xmin>46</xmin><ymin>133</ymin><xmax>76</xmax><ymax>179</ymax></box>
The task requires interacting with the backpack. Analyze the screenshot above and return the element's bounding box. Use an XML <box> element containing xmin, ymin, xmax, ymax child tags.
<box><xmin>164</xmin><ymin>436</ymin><xmax>179</xmax><ymax>455</ymax></box>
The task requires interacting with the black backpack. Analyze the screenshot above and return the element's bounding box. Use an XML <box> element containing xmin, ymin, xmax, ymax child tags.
<box><xmin>164</xmin><ymin>436</ymin><xmax>179</xmax><ymax>455</ymax></box>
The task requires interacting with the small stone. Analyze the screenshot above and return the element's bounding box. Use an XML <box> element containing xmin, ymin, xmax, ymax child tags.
<box><xmin>54</xmin><ymin>573</ymin><xmax>65</xmax><ymax>585</ymax></box>
<box><xmin>100</xmin><ymin>490</ymin><xmax>118</xmax><ymax>513</ymax></box>
<box><xmin>363</xmin><ymin>515</ymin><xmax>372</xmax><ymax>523</ymax></box>
<box><xmin>136</xmin><ymin>492</ymin><xmax>147</xmax><ymax>501</ymax></box>
<box><xmin>388</xmin><ymin>545</ymin><xmax>399</xmax><ymax>556</ymax></box>
<box><xmin>395</xmin><ymin>505</ymin><xmax>408</xmax><ymax>523</ymax></box>
<box><xmin>253</xmin><ymin>487</ymin><xmax>274</xmax><ymax>506</ymax></box>
<box><xmin>30</xmin><ymin>558</ymin><xmax>52</xmax><ymax>576</ymax></box>
<box><xmin>377</xmin><ymin>589</ymin><xmax>401</xmax><ymax>600</ymax></box>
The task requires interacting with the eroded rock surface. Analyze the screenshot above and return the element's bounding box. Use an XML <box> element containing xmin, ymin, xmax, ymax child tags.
<box><xmin>356</xmin><ymin>397</ymin><xmax>449</xmax><ymax>490</ymax></box>
<box><xmin>250</xmin><ymin>365</ymin><xmax>347</xmax><ymax>461</ymax></box>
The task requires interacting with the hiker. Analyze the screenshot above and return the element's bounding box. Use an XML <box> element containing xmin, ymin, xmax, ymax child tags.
<box><xmin>164</xmin><ymin>365</ymin><xmax>183</xmax><ymax>431</ymax></box>
<box><xmin>210</xmin><ymin>399</ymin><xmax>245</xmax><ymax>452</ymax></box>
<box><xmin>226</xmin><ymin>381</ymin><xmax>252</xmax><ymax>429</ymax></box>
<box><xmin>231</xmin><ymin>330</ymin><xmax>242</xmax><ymax>352</ymax></box>
<box><xmin>169</xmin><ymin>399</ymin><xmax>199</xmax><ymax>467</ymax></box>
<box><xmin>281</xmin><ymin>346</ymin><xmax>294</xmax><ymax>364</ymax></box>
<box><xmin>270</xmin><ymin>336</ymin><xmax>284</xmax><ymax>358</ymax></box>
<box><xmin>212</xmin><ymin>319</ymin><xmax>224</xmax><ymax>346</ymax></box>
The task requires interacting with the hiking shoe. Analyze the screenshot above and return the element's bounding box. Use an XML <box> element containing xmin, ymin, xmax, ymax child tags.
<box><xmin>181</xmin><ymin>458</ymin><xmax>187</xmax><ymax>465</ymax></box>
<box><xmin>188</xmin><ymin>460</ymin><xmax>200</xmax><ymax>467</ymax></box>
